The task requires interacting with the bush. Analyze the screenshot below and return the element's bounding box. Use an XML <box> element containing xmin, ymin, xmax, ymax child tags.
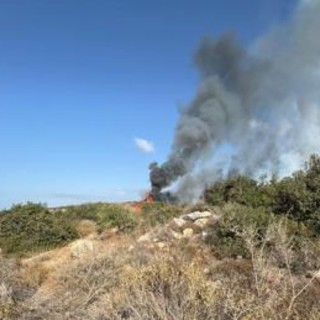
<box><xmin>62</xmin><ymin>203</ymin><xmax>139</xmax><ymax>233</ymax></box>
<box><xmin>205</xmin><ymin>203</ymin><xmax>319</xmax><ymax>272</ymax></box>
<box><xmin>205</xmin><ymin>204</ymin><xmax>274</xmax><ymax>258</ymax></box>
<box><xmin>272</xmin><ymin>163</ymin><xmax>320</xmax><ymax>231</ymax></box>
<box><xmin>62</xmin><ymin>203</ymin><xmax>103</xmax><ymax>222</ymax></box>
<box><xmin>204</xmin><ymin>175</ymin><xmax>276</xmax><ymax>208</ymax></box>
<box><xmin>96</xmin><ymin>204</ymin><xmax>138</xmax><ymax>232</ymax></box>
<box><xmin>265</xmin><ymin>217</ymin><xmax>320</xmax><ymax>272</ymax></box>
<box><xmin>0</xmin><ymin>203</ymin><xmax>78</xmax><ymax>256</ymax></box>
<box><xmin>141</xmin><ymin>203</ymin><xmax>182</xmax><ymax>226</ymax></box>
<box><xmin>204</xmin><ymin>154</ymin><xmax>320</xmax><ymax>233</ymax></box>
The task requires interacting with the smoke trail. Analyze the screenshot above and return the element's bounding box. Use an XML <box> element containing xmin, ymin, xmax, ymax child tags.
<box><xmin>150</xmin><ymin>0</ymin><xmax>320</xmax><ymax>202</ymax></box>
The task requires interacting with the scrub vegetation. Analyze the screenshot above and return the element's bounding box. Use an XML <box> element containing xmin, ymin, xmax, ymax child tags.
<box><xmin>0</xmin><ymin>155</ymin><xmax>319</xmax><ymax>319</ymax></box>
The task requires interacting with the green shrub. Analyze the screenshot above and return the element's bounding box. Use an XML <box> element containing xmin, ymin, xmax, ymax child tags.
<box><xmin>0</xmin><ymin>203</ymin><xmax>78</xmax><ymax>256</ymax></box>
<box><xmin>204</xmin><ymin>155</ymin><xmax>320</xmax><ymax>233</ymax></box>
<box><xmin>204</xmin><ymin>175</ymin><xmax>276</xmax><ymax>209</ymax></box>
<box><xmin>272</xmin><ymin>164</ymin><xmax>320</xmax><ymax>231</ymax></box>
<box><xmin>96</xmin><ymin>204</ymin><xmax>138</xmax><ymax>232</ymax></box>
<box><xmin>204</xmin><ymin>202</ymin><xmax>318</xmax><ymax>271</ymax></box>
<box><xmin>62</xmin><ymin>203</ymin><xmax>104</xmax><ymax>222</ymax></box>
<box><xmin>265</xmin><ymin>217</ymin><xmax>320</xmax><ymax>272</ymax></box>
<box><xmin>141</xmin><ymin>203</ymin><xmax>182</xmax><ymax>226</ymax></box>
<box><xmin>205</xmin><ymin>204</ymin><xmax>274</xmax><ymax>258</ymax></box>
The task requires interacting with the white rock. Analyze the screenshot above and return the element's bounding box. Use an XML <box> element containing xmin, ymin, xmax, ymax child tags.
<box><xmin>183</xmin><ymin>228</ymin><xmax>194</xmax><ymax>238</ymax></box>
<box><xmin>201</xmin><ymin>231</ymin><xmax>208</xmax><ymax>240</ymax></box>
<box><xmin>203</xmin><ymin>268</ymin><xmax>210</xmax><ymax>275</ymax></box>
<box><xmin>70</xmin><ymin>239</ymin><xmax>94</xmax><ymax>258</ymax></box>
<box><xmin>156</xmin><ymin>242</ymin><xmax>166</xmax><ymax>249</ymax></box>
<box><xmin>182</xmin><ymin>211</ymin><xmax>212</xmax><ymax>221</ymax></box>
<box><xmin>194</xmin><ymin>218</ymin><xmax>209</xmax><ymax>228</ymax></box>
<box><xmin>137</xmin><ymin>232</ymin><xmax>152</xmax><ymax>243</ymax></box>
<box><xmin>172</xmin><ymin>217</ymin><xmax>187</xmax><ymax>228</ymax></box>
<box><xmin>171</xmin><ymin>230</ymin><xmax>183</xmax><ymax>240</ymax></box>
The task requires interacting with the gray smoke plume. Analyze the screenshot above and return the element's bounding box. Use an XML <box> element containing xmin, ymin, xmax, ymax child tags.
<box><xmin>150</xmin><ymin>0</ymin><xmax>320</xmax><ymax>202</ymax></box>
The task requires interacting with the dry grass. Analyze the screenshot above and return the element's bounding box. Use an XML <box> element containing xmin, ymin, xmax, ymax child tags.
<box><xmin>17</xmin><ymin>263</ymin><xmax>49</xmax><ymax>289</ymax></box>
<box><xmin>74</xmin><ymin>219</ymin><xmax>98</xmax><ymax>237</ymax></box>
<box><xmin>0</xmin><ymin>217</ymin><xmax>319</xmax><ymax>320</ymax></box>
<box><xmin>207</xmin><ymin>221</ymin><xmax>320</xmax><ymax>320</ymax></box>
<box><xmin>0</xmin><ymin>257</ymin><xmax>18</xmax><ymax>319</ymax></box>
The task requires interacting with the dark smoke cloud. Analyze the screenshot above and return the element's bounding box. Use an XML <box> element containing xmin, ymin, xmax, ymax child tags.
<box><xmin>150</xmin><ymin>0</ymin><xmax>320</xmax><ymax>202</ymax></box>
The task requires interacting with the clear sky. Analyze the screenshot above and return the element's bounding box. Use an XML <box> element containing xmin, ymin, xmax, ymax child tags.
<box><xmin>0</xmin><ymin>0</ymin><xmax>297</xmax><ymax>208</ymax></box>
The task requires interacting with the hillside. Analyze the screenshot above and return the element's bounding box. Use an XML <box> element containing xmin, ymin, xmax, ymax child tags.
<box><xmin>1</xmin><ymin>156</ymin><xmax>320</xmax><ymax>319</ymax></box>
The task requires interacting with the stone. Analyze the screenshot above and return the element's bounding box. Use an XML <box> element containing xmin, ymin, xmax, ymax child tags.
<box><xmin>183</xmin><ymin>228</ymin><xmax>194</xmax><ymax>238</ymax></box>
<box><xmin>156</xmin><ymin>242</ymin><xmax>166</xmax><ymax>249</ymax></box>
<box><xmin>70</xmin><ymin>239</ymin><xmax>94</xmax><ymax>258</ymax></box>
<box><xmin>137</xmin><ymin>232</ymin><xmax>152</xmax><ymax>243</ymax></box>
<box><xmin>172</xmin><ymin>217</ymin><xmax>187</xmax><ymax>228</ymax></box>
<box><xmin>203</xmin><ymin>268</ymin><xmax>210</xmax><ymax>275</ymax></box>
<box><xmin>171</xmin><ymin>230</ymin><xmax>183</xmax><ymax>240</ymax></box>
<box><xmin>182</xmin><ymin>211</ymin><xmax>212</xmax><ymax>221</ymax></box>
<box><xmin>201</xmin><ymin>231</ymin><xmax>208</xmax><ymax>240</ymax></box>
<box><xmin>194</xmin><ymin>218</ymin><xmax>209</xmax><ymax>228</ymax></box>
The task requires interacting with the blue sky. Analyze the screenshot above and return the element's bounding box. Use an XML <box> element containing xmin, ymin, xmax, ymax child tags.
<box><xmin>0</xmin><ymin>0</ymin><xmax>297</xmax><ymax>208</ymax></box>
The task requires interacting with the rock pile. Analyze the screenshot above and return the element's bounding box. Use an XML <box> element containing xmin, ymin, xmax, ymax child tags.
<box><xmin>137</xmin><ymin>210</ymin><xmax>220</xmax><ymax>248</ymax></box>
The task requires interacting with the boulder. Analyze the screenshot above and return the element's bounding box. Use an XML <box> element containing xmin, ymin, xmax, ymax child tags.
<box><xmin>183</xmin><ymin>228</ymin><xmax>194</xmax><ymax>238</ymax></box>
<box><xmin>194</xmin><ymin>218</ymin><xmax>209</xmax><ymax>228</ymax></box>
<box><xmin>182</xmin><ymin>211</ymin><xmax>212</xmax><ymax>221</ymax></box>
<box><xmin>137</xmin><ymin>232</ymin><xmax>153</xmax><ymax>243</ymax></box>
<box><xmin>171</xmin><ymin>230</ymin><xmax>183</xmax><ymax>240</ymax></box>
<box><xmin>156</xmin><ymin>242</ymin><xmax>166</xmax><ymax>249</ymax></box>
<box><xmin>172</xmin><ymin>217</ymin><xmax>187</xmax><ymax>228</ymax></box>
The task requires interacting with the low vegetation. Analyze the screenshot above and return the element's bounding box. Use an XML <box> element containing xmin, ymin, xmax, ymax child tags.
<box><xmin>3</xmin><ymin>224</ymin><xmax>319</xmax><ymax>319</ymax></box>
<box><xmin>0</xmin><ymin>203</ymin><xmax>78</xmax><ymax>256</ymax></box>
<box><xmin>0</xmin><ymin>201</ymin><xmax>182</xmax><ymax>256</ymax></box>
<box><xmin>140</xmin><ymin>202</ymin><xmax>182</xmax><ymax>226</ymax></box>
<box><xmin>204</xmin><ymin>154</ymin><xmax>320</xmax><ymax>232</ymax></box>
<box><xmin>0</xmin><ymin>155</ymin><xmax>319</xmax><ymax>319</ymax></box>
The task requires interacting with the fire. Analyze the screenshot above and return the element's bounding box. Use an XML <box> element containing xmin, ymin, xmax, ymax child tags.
<box><xmin>130</xmin><ymin>191</ymin><xmax>154</xmax><ymax>213</ymax></box>
<box><xmin>143</xmin><ymin>192</ymin><xmax>154</xmax><ymax>203</ymax></box>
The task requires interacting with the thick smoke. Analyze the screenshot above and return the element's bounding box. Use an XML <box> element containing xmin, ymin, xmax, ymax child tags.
<box><xmin>150</xmin><ymin>0</ymin><xmax>320</xmax><ymax>202</ymax></box>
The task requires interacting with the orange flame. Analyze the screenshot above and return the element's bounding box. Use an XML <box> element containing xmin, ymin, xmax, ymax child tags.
<box><xmin>143</xmin><ymin>192</ymin><xmax>154</xmax><ymax>203</ymax></box>
<box><xmin>130</xmin><ymin>192</ymin><xmax>154</xmax><ymax>213</ymax></box>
